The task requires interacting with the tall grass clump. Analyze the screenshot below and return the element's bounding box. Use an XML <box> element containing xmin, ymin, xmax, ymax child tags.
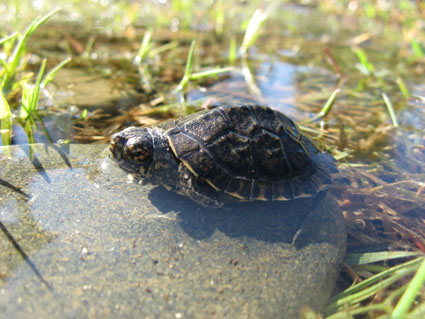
<box><xmin>0</xmin><ymin>9</ymin><xmax>70</xmax><ymax>146</ymax></box>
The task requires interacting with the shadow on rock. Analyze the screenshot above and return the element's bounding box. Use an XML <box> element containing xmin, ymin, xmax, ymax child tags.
<box><xmin>148</xmin><ymin>186</ymin><xmax>342</xmax><ymax>246</ymax></box>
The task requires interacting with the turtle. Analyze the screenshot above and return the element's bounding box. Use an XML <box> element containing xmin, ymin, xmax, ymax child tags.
<box><xmin>109</xmin><ymin>104</ymin><xmax>338</xmax><ymax>207</ymax></box>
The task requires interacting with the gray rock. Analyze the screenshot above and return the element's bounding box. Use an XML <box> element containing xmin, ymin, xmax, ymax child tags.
<box><xmin>0</xmin><ymin>144</ymin><xmax>346</xmax><ymax>319</ymax></box>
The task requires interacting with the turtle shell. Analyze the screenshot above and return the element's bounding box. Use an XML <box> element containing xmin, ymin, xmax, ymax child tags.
<box><xmin>166</xmin><ymin>105</ymin><xmax>337</xmax><ymax>201</ymax></box>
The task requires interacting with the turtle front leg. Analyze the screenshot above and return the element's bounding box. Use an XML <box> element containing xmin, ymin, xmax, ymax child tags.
<box><xmin>176</xmin><ymin>164</ymin><xmax>222</xmax><ymax>208</ymax></box>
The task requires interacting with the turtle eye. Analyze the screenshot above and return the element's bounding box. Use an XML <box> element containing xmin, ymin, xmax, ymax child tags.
<box><xmin>110</xmin><ymin>127</ymin><xmax>154</xmax><ymax>164</ymax></box>
<box><xmin>125</xmin><ymin>137</ymin><xmax>153</xmax><ymax>163</ymax></box>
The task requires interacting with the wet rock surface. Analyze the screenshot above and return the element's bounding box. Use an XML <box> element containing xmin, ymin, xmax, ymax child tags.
<box><xmin>0</xmin><ymin>144</ymin><xmax>346</xmax><ymax>319</ymax></box>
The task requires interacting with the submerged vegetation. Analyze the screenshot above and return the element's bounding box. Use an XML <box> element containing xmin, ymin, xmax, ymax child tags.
<box><xmin>1</xmin><ymin>0</ymin><xmax>425</xmax><ymax>318</ymax></box>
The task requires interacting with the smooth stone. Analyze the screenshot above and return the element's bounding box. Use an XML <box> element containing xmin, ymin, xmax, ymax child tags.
<box><xmin>0</xmin><ymin>144</ymin><xmax>346</xmax><ymax>319</ymax></box>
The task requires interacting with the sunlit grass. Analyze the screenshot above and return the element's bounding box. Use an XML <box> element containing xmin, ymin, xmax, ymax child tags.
<box><xmin>19</xmin><ymin>56</ymin><xmax>72</xmax><ymax>119</ymax></box>
<box><xmin>396</xmin><ymin>76</ymin><xmax>410</xmax><ymax>99</ymax></box>
<box><xmin>0</xmin><ymin>9</ymin><xmax>70</xmax><ymax>146</ymax></box>
<box><xmin>353</xmin><ymin>47</ymin><xmax>375</xmax><ymax>76</ymax></box>
<box><xmin>175</xmin><ymin>40</ymin><xmax>196</xmax><ymax>95</ymax></box>
<box><xmin>1</xmin><ymin>9</ymin><xmax>59</xmax><ymax>94</ymax></box>
<box><xmin>0</xmin><ymin>89</ymin><xmax>12</xmax><ymax>146</ymax></box>
<box><xmin>325</xmin><ymin>252</ymin><xmax>425</xmax><ymax>319</ymax></box>
<box><xmin>299</xmin><ymin>89</ymin><xmax>340</xmax><ymax>125</ymax></box>
<box><xmin>210</xmin><ymin>0</ymin><xmax>226</xmax><ymax>37</ymax></box>
<box><xmin>20</xmin><ymin>58</ymin><xmax>46</xmax><ymax>120</ymax></box>
<box><xmin>239</xmin><ymin>8</ymin><xmax>269</xmax><ymax>56</ymax></box>
<box><xmin>228</xmin><ymin>37</ymin><xmax>237</xmax><ymax>65</ymax></box>
<box><xmin>392</xmin><ymin>259</ymin><xmax>425</xmax><ymax>319</ymax></box>
<box><xmin>135</xmin><ymin>29</ymin><xmax>153</xmax><ymax>64</ymax></box>
<box><xmin>382</xmin><ymin>92</ymin><xmax>399</xmax><ymax>128</ymax></box>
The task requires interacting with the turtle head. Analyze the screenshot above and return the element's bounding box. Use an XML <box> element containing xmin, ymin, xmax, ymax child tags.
<box><xmin>110</xmin><ymin>127</ymin><xmax>154</xmax><ymax>177</ymax></box>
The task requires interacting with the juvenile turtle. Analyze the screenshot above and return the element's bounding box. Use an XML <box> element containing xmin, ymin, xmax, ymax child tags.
<box><xmin>110</xmin><ymin>105</ymin><xmax>338</xmax><ymax>207</ymax></box>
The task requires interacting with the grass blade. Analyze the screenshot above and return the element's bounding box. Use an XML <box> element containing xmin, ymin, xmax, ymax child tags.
<box><xmin>30</xmin><ymin>58</ymin><xmax>47</xmax><ymax>113</ymax></box>
<box><xmin>241</xmin><ymin>57</ymin><xmax>262</xmax><ymax>98</ymax></box>
<box><xmin>42</xmin><ymin>57</ymin><xmax>71</xmax><ymax>87</ymax></box>
<box><xmin>382</xmin><ymin>92</ymin><xmax>399</xmax><ymax>127</ymax></box>
<box><xmin>228</xmin><ymin>37</ymin><xmax>237</xmax><ymax>65</ymax></box>
<box><xmin>182</xmin><ymin>41</ymin><xmax>195</xmax><ymax>81</ymax></box>
<box><xmin>20</xmin><ymin>58</ymin><xmax>46</xmax><ymax>118</ymax></box>
<box><xmin>396</xmin><ymin>76</ymin><xmax>410</xmax><ymax>99</ymax></box>
<box><xmin>0</xmin><ymin>32</ymin><xmax>18</xmax><ymax>46</ymax></box>
<box><xmin>0</xmin><ymin>88</ymin><xmax>11</xmax><ymax>119</ymax></box>
<box><xmin>392</xmin><ymin>259</ymin><xmax>425</xmax><ymax>319</ymax></box>
<box><xmin>299</xmin><ymin>89</ymin><xmax>340</xmax><ymax>124</ymax></box>
<box><xmin>345</xmin><ymin>251</ymin><xmax>422</xmax><ymax>266</ymax></box>
<box><xmin>175</xmin><ymin>40</ymin><xmax>196</xmax><ymax>93</ymax></box>
<box><xmin>0</xmin><ymin>89</ymin><xmax>12</xmax><ymax>146</ymax></box>
<box><xmin>190</xmin><ymin>67</ymin><xmax>233</xmax><ymax>80</ymax></box>
<box><xmin>149</xmin><ymin>41</ymin><xmax>178</xmax><ymax>57</ymax></box>
<box><xmin>327</xmin><ymin>269</ymin><xmax>413</xmax><ymax>313</ymax></box>
<box><xmin>0</xmin><ymin>57</ymin><xmax>10</xmax><ymax>75</ymax></box>
<box><xmin>325</xmin><ymin>259</ymin><xmax>421</xmax><ymax>314</ymax></box>
<box><xmin>135</xmin><ymin>29</ymin><xmax>152</xmax><ymax>64</ymax></box>
<box><xmin>20</xmin><ymin>84</ymin><xmax>33</xmax><ymax>119</ymax></box>
<box><xmin>354</xmin><ymin>47</ymin><xmax>374</xmax><ymax>75</ymax></box>
<box><xmin>22</xmin><ymin>117</ymin><xmax>36</xmax><ymax>145</ymax></box>
<box><xmin>328</xmin><ymin>258</ymin><xmax>422</xmax><ymax>304</ymax></box>
<box><xmin>240</xmin><ymin>9</ymin><xmax>268</xmax><ymax>56</ymax></box>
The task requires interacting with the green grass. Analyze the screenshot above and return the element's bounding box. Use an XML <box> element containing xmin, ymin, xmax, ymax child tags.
<box><xmin>239</xmin><ymin>8</ymin><xmax>269</xmax><ymax>56</ymax></box>
<box><xmin>382</xmin><ymin>92</ymin><xmax>399</xmax><ymax>128</ymax></box>
<box><xmin>0</xmin><ymin>9</ymin><xmax>70</xmax><ymax>146</ymax></box>
<box><xmin>396</xmin><ymin>76</ymin><xmax>410</xmax><ymax>99</ymax></box>
<box><xmin>299</xmin><ymin>88</ymin><xmax>340</xmax><ymax>125</ymax></box>
<box><xmin>392</xmin><ymin>259</ymin><xmax>425</xmax><ymax>319</ymax></box>
<box><xmin>20</xmin><ymin>58</ymin><xmax>46</xmax><ymax>119</ymax></box>
<box><xmin>0</xmin><ymin>89</ymin><xmax>12</xmax><ymax>146</ymax></box>
<box><xmin>1</xmin><ymin>9</ymin><xmax>60</xmax><ymax>94</ymax></box>
<box><xmin>228</xmin><ymin>37</ymin><xmax>237</xmax><ymax>65</ymax></box>
<box><xmin>325</xmin><ymin>251</ymin><xmax>425</xmax><ymax>319</ymax></box>
<box><xmin>135</xmin><ymin>29</ymin><xmax>153</xmax><ymax>64</ymax></box>
<box><xmin>354</xmin><ymin>47</ymin><xmax>375</xmax><ymax>76</ymax></box>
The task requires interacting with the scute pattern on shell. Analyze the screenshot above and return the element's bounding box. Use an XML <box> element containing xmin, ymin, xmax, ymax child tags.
<box><xmin>166</xmin><ymin>105</ymin><xmax>337</xmax><ymax>201</ymax></box>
